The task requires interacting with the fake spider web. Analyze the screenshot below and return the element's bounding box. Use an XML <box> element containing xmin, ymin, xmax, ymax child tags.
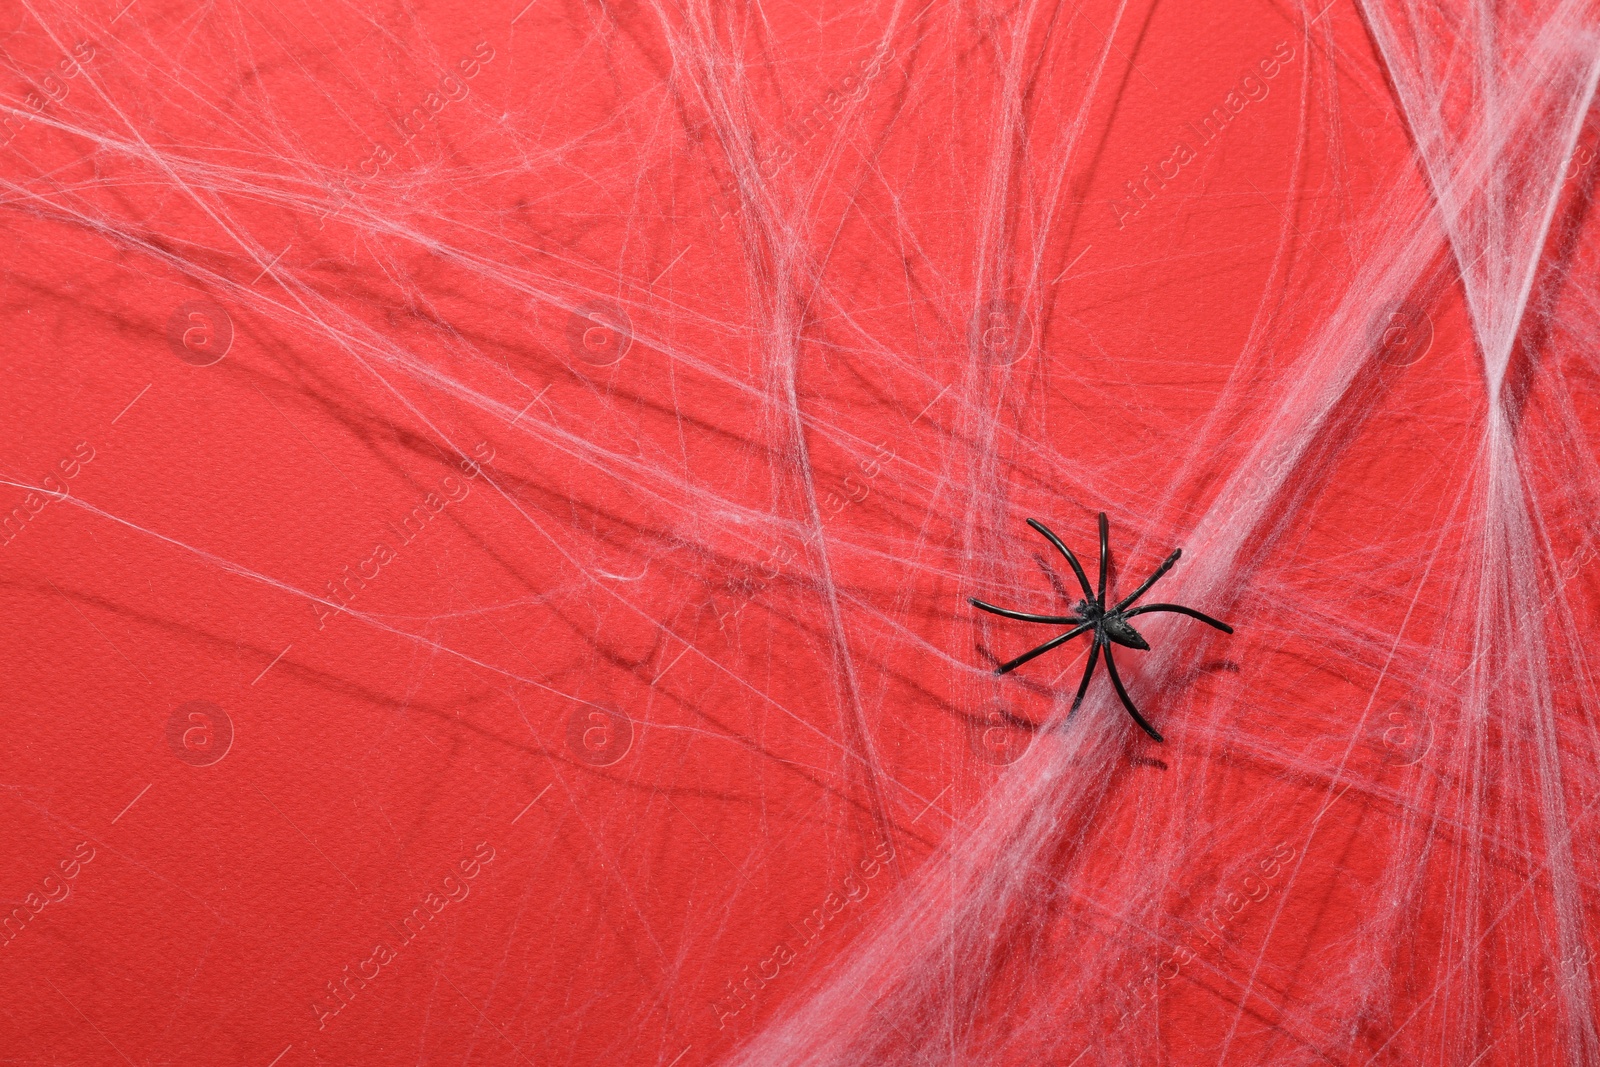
<box><xmin>2</xmin><ymin>0</ymin><xmax>1600</xmax><ymax>1065</ymax></box>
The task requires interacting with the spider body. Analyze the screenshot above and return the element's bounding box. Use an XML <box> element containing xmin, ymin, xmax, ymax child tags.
<box><xmin>1094</xmin><ymin>606</ymin><xmax>1149</xmax><ymax>651</ymax></box>
<box><xmin>970</xmin><ymin>513</ymin><xmax>1232</xmax><ymax>742</ymax></box>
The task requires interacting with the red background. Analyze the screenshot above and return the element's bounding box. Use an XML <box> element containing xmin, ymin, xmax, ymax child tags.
<box><xmin>3</xmin><ymin>0</ymin><xmax>1598</xmax><ymax>1064</ymax></box>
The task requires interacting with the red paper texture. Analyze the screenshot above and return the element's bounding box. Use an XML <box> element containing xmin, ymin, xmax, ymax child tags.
<box><xmin>3</xmin><ymin>0</ymin><xmax>1600</xmax><ymax>1064</ymax></box>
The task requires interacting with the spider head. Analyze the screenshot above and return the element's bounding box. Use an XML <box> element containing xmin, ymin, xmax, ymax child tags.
<box><xmin>1101</xmin><ymin>612</ymin><xmax>1150</xmax><ymax>650</ymax></box>
<box><xmin>1075</xmin><ymin>598</ymin><xmax>1101</xmax><ymax>621</ymax></box>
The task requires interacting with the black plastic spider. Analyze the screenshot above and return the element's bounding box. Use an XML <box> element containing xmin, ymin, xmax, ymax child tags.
<box><xmin>969</xmin><ymin>513</ymin><xmax>1233</xmax><ymax>742</ymax></box>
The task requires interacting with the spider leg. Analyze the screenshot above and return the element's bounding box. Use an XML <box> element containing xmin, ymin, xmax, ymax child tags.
<box><xmin>1097</xmin><ymin>512</ymin><xmax>1110</xmax><ymax>605</ymax></box>
<box><xmin>1112</xmin><ymin>549</ymin><xmax>1183</xmax><ymax>612</ymax></box>
<box><xmin>996</xmin><ymin>620</ymin><xmax>1095</xmax><ymax>675</ymax></box>
<box><xmin>1069</xmin><ymin>638</ymin><xmax>1102</xmax><ymax>713</ymax></box>
<box><xmin>1101</xmin><ymin>643</ymin><xmax>1164</xmax><ymax>742</ymax></box>
<box><xmin>968</xmin><ymin>597</ymin><xmax>1081</xmax><ymax>626</ymax></box>
<box><xmin>1123</xmin><ymin>603</ymin><xmax>1233</xmax><ymax>633</ymax></box>
<box><xmin>1026</xmin><ymin>519</ymin><xmax>1095</xmax><ymax>601</ymax></box>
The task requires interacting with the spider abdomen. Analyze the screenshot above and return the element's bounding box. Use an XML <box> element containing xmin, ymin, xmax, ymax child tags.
<box><xmin>1102</xmin><ymin>615</ymin><xmax>1150</xmax><ymax>650</ymax></box>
